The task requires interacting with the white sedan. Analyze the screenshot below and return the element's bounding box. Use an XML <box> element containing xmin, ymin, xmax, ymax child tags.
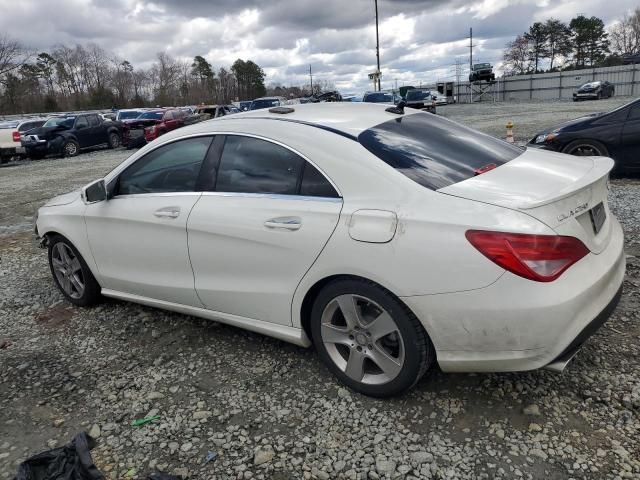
<box><xmin>36</xmin><ymin>103</ymin><xmax>625</xmax><ymax>397</ymax></box>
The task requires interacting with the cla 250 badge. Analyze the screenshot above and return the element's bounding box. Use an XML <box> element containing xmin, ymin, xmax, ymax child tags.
<box><xmin>557</xmin><ymin>202</ymin><xmax>589</xmax><ymax>223</ymax></box>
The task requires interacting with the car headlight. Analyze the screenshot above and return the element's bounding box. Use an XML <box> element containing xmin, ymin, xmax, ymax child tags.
<box><xmin>535</xmin><ymin>133</ymin><xmax>557</xmax><ymax>144</ymax></box>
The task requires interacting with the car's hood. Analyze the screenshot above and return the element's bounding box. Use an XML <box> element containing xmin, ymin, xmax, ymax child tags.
<box><xmin>43</xmin><ymin>190</ymin><xmax>80</xmax><ymax>207</ymax></box>
<box><xmin>25</xmin><ymin>126</ymin><xmax>63</xmax><ymax>137</ymax></box>
<box><xmin>535</xmin><ymin>112</ymin><xmax>604</xmax><ymax>135</ymax></box>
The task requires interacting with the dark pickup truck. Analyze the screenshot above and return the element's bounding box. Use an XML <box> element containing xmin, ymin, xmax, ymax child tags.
<box><xmin>22</xmin><ymin>113</ymin><xmax>122</xmax><ymax>159</ymax></box>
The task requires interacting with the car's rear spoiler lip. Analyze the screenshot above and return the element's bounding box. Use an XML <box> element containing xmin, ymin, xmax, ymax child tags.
<box><xmin>518</xmin><ymin>156</ymin><xmax>614</xmax><ymax>209</ymax></box>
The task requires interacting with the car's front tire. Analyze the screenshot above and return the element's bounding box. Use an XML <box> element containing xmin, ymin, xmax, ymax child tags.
<box><xmin>47</xmin><ymin>234</ymin><xmax>101</xmax><ymax>306</ymax></box>
<box><xmin>310</xmin><ymin>279</ymin><xmax>435</xmax><ymax>397</ymax></box>
<box><xmin>562</xmin><ymin>139</ymin><xmax>609</xmax><ymax>157</ymax></box>
<box><xmin>62</xmin><ymin>140</ymin><xmax>79</xmax><ymax>158</ymax></box>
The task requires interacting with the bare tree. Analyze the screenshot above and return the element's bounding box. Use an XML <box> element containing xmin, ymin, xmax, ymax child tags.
<box><xmin>609</xmin><ymin>8</ymin><xmax>640</xmax><ymax>55</ymax></box>
<box><xmin>0</xmin><ymin>35</ymin><xmax>30</xmax><ymax>83</ymax></box>
<box><xmin>503</xmin><ymin>35</ymin><xmax>532</xmax><ymax>75</ymax></box>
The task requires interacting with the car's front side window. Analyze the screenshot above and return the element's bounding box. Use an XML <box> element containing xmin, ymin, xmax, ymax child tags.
<box><xmin>214</xmin><ymin>135</ymin><xmax>338</xmax><ymax>197</ymax></box>
<box><xmin>117</xmin><ymin>136</ymin><xmax>213</xmax><ymax>195</ymax></box>
<box><xmin>75</xmin><ymin>117</ymin><xmax>89</xmax><ymax>129</ymax></box>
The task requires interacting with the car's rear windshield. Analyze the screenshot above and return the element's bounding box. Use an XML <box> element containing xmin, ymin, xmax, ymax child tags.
<box><xmin>250</xmin><ymin>99</ymin><xmax>279</xmax><ymax>110</ymax></box>
<box><xmin>118</xmin><ymin>111</ymin><xmax>143</xmax><ymax>120</ymax></box>
<box><xmin>406</xmin><ymin>90</ymin><xmax>432</xmax><ymax>101</ymax></box>
<box><xmin>138</xmin><ymin>112</ymin><xmax>164</xmax><ymax>120</ymax></box>
<box><xmin>358</xmin><ymin>112</ymin><xmax>523</xmax><ymax>190</ymax></box>
<box><xmin>364</xmin><ymin>93</ymin><xmax>394</xmax><ymax>103</ymax></box>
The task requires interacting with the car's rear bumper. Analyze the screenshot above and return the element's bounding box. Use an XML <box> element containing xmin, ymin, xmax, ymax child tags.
<box><xmin>402</xmin><ymin>216</ymin><xmax>625</xmax><ymax>373</ymax></box>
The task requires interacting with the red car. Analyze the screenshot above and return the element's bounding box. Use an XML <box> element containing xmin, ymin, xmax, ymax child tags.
<box><xmin>140</xmin><ymin>109</ymin><xmax>189</xmax><ymax>142</ymax></box>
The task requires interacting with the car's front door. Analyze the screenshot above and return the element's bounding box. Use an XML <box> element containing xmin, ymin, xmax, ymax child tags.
<box><xmin>73</xmin><ymin>116</ymin><xmax>92</xmax><ymax>147</ymax></box>
<box><xmin>620</xmin><ymin>102</ymin><xmax>640</xmax><ymax>170</ymax></box>
<box><xmin>87</xmin><ymin>114</ymin><xmax>106</xmax><ymax>146</ymax></box>
<box><xmin>85</xmin><ymin>135</ymin><xmax>214</xmax><ymax>306</ymax></box>
<box><xmin>187</xmin><ymin>134</ymin><xmax>343</xmax><ymax>326</ymax></box>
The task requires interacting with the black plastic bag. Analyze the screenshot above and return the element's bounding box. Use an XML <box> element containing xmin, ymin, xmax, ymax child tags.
<box><xmin>14</xmin><ymin>432</ymin><xmax>104</xmax><ymax>480</ymax></box>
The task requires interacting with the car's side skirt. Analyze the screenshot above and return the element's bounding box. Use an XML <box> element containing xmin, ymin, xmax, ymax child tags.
<box><xmin>101</xmin><ymin>289</ymin><xmax>312</xmax><ymax>347</ymax></box>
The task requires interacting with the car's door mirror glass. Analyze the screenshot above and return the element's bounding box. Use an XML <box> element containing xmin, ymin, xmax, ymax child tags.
<box><xmin>82</xmin><ymin>179</ymin><xmax>107</xmax><ymax>204</ymax></box>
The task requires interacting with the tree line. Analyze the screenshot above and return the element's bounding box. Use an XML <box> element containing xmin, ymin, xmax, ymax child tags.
<box><xmin>503</xmin><ymin>9</ymin><xmax>640</xmax><ymax>75</ymax></box>
<box><xmin>0</xmin><ymin>37</ymin><xmax>268</xmax><ymax>115</ymax></box>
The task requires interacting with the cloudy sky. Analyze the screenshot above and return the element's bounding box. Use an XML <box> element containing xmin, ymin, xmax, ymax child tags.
<box><xmin>2</xmin><ymin>0</ymin><xmax>637</xmax><ymax>92</ymax></box>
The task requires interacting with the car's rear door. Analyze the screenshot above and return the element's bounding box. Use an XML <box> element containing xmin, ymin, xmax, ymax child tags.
<box><xmin>85</xmin><ymin>135</ymin><xmax>214</xmax><ymax>306</ymax></box>
<box><xmin>187</xmin><ymin>134</ymin><xmax>343</xmax><ymax>326</ymax></box>
<box><xmin>620</xmin><ymin>102</ymin><xmax>640</xmax><ymax>170</ymax></box>
<box><xmin>87</xmin><ymin>114</ymin><xmax>105</xmax><ymax>146</ymax></box>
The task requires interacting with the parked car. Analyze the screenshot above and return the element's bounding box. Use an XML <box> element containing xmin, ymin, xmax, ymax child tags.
<box><xmin>433</xmin><ymin>92</ymin><xmax>448</xmax><ymax>106</ymax></box>
<box><xmin>141</xmin><ymin>109</ymin><xmax>189</xmax><ymax>142</ymax></box>
<box><xmin>238</xmin><ymin>101</ymin><xmax>252</xmax><ymax>111</ymax></box>
<box><xmin>100</xmin><ymin>112</ymin><xmax>116</xmax><ymax>121</ymax></box>
<box><xmin>22</xmin><ymin>113</ymin><xmax>122</xmax><ymax>159</ymax></box>
<box><xmin>249</xmin><ymin>97</ymin><xmax>287</xmax><ymax>110</ymax></box>
<box><xmin>622</xmin><ymin>53</ymin><xmax>640</xmax><ymax>64</ymax></box>
<box><xmin>404</xmin><ymin>89</ymin><xmax>436</xmax><ymax>113</ymax></box>
<box><xmin>573</xmin><ymin>81</ymin><xmax>614</xmax><ymax>101</ymax></box>
<box><xmin>362</xmin><ymin>91</ymin><xmax>397</xmax><ymax>104</ymax></box>
<box><xmin>0</xmin><ymin>118</ymin><xmax>47</xmax><ymax>163</ymax></box>
<box><xmin>308</xmin><ymin>91</ymin><xmax>343</xmax><ymax>102</ymax></box>
<box><xmin>528</xmin><ymin>98</ymin><xmax>640</xmax><ymax>173</ymax></box>
<box><xmin>116</xmin><ymin>109</ymin><xmax>146</xmax><ymax>121</ymax></box>
<box><xmin>469</xmin><ymin>63</ymin><xmax>495</xmax><ymax>83</ymax></box>
<box><xmin>36</xmin><ymin>103</ymin><xmax>624</xmax><ymax>397</ymax></box>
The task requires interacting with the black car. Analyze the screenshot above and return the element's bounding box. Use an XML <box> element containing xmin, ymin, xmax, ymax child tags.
<box><xmin>22</xmin><ymin>113</ymin><xmax>122</xmax><ymax>159</ymax></box>
<box><xmin>528</xmin><ymin>98</ymin><xmax>640</xmax><ymax>173</ymax></box>
<box><xmin>405</xmin><ymin>89</ymin><xmax>436</xmax><ymax>112</ymax></box>
<box><xmin>573</xmin><ymin>81</ymin><xmax>614</xmax><ymax>101</ymax></box>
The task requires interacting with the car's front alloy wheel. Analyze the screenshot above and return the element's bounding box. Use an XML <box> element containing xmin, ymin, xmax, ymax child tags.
<box><xmin>311</xmin><ymin>279</ymin><xmax>434</xmax><ymax>397</ymax></box>
<box><xmin>48</xmin><ymin>235</ymin><xmax>101</xmax><ymax>306</ymax></box>
<box><xmin>63</xmin><ymin>140</ymin><xmax>79</xmax><ymax>157</ymax></box>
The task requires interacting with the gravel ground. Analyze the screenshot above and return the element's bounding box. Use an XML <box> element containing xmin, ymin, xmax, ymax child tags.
<box><xmin>1</xmin><ymin>101</ymin><xmax>639</xmax><ymax>480</ymax></box>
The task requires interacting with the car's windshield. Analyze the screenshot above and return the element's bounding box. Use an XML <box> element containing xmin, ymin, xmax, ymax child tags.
<box><xmin>250</xmin><ymin>99</ymin><xmax>279</xmax><ymax>110</ymax></box>
<box><xmin>118</xmin><ymin>111</ymin><xmax>143</xmax><ymax>120</ymax></box>
<box><xmin>138</xmin><ymin>111</ymin><xmax>164</xmax><ymax>120</ymax></box>
<box><xmin>44</xmin><ymin>117</ymin><xmax>75</xmax><ymax>128</ymax></box>
<box><xmin>358</xmin><ymin>112</ymin><xmax>523</xmax><ymax>191</ymax></box>
<box><xmin>475</xmin><ymin>63</ymin><xmax>490</xmax><ymax>69</ymax></box>
<box><xmin>406</xmin><ymin>90</ymin><xmax>432</xmax><ymax>101</ymax></box>
<box><xmin>363</xmin><ymin>93</ymin><xmax>394</xmax><ymax>103</ymax></box>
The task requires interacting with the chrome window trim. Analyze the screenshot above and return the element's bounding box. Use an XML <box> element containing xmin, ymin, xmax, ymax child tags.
<box><xmin>105</xmin><ymin>131</ymin><xmax>342</xmax><ymax>198</ymax></box>
<box><xmin>112</xmin><ymin>192</ymin><xmax>203</xmax><ymax>200</ymax></box>
<box><xmin>200</xmin><ymin>191</ymin><xmax>342</xmax><ymax>203</ymax></box>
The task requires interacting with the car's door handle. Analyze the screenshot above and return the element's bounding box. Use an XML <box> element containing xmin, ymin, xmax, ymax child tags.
<box><xmin>154</xmin><ymin>207</ymin><xmax>181</xmax><ymax>219</ymax></box>
<box><xmin>264</xmin><ymin>216</ymin><xmax>302</xmax><ymax>230</ymax></box>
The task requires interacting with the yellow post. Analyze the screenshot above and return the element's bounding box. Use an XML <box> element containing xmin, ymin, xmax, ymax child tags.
<box><xmin>505</xmin><ymin>121</ymin><xmax>514</xmax><ymax>143</ymax></box>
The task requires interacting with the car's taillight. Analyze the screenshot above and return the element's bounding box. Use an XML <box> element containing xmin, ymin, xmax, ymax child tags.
<box><xmin>465</xmin><ymin>230</ymin><xmax>589</xmax><ymax>282</ymax></box>
<box><xmin>12</xmin><ymin>131</ymin><xmax>21</xmax><ymax>142</ymax></box>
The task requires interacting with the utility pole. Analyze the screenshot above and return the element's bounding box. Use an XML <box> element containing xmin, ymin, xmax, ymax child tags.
<box><xmin>309</xmin><ymin>65</ymin><xmax>313</xmax><ymax>95</ymax></box>
<box><xmin>469</xmin><ymin>27</ymin><xmax>473</xmax><ymax>71</ymax></box>
<box><xmin>375</xmin><ymin>0</ymin><xmax>381</xmax><ymax>91</ymax></box>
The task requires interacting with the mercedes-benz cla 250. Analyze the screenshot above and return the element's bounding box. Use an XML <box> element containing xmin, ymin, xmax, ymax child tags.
<box><xmin>36</xmin><ymin>103</ymin><xmax>625</xmax><ymax>397</ymax></box>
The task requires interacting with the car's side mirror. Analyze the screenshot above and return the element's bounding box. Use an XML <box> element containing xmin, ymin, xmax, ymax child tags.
<box><xmin>82</xmin><ymin>179</ymin><xmax>107</xmax><ymax>204</ymax></box>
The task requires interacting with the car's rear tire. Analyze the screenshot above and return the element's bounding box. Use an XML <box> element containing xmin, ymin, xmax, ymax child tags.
<box><xmin>47</xmin><ymin>234</ymin><xmax>101</xmax><ymax>307</ymax></box>
<box><xmin>108</xmin><ymin>132</ymin><xmax>121</xmax><ymax>149</ymax></box>
<box><xmin>562</xmin><ymin>139</ymin><xmax>609</xmax><ymax>157</ymax></box>
<box><xmin>310</xmin><ymin>278</ymin><xmax>435</xmax><ymax>397</ymax></box>
<box><xmin>62</xmin><ymin>140</ymin><xmax>79</xmax><ymax>158</ymax></box>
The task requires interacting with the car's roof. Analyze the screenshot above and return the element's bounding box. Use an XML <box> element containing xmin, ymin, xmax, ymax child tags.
<box><xmin>215</xmin><ymin>102</ymin><xmax>420</xmax><ymax>137</ymax></box>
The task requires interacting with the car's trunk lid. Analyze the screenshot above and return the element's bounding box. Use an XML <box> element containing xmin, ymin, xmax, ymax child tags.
<box><xmin>438</xmin><ymin>148</ymin><xmax>614</xmax><ymax>254</ymax></box>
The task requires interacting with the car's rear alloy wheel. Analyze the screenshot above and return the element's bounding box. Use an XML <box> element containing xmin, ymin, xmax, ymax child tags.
<box><xmin>48</xmin><ymin>235</ymin><xmax>101</xmax><ymax>306</ymax></box>
<box><xmin>311</xmin><ymin>279</ymin><xmax>434</xmax><ymax>397</ymax></box>
<box><xmin>109</xmin><ymin>132</ymin><xmax>121</xmax><ymax>148</ymax></box>
<box><xmin>563</xmin><ymin>139</ymin><xmax>609</xmax><ymax>157</ymax></box>
<box><xmin>63</xmin><ymin>140</ymin><xmax>79</xmax><ymax>157</ymax></box>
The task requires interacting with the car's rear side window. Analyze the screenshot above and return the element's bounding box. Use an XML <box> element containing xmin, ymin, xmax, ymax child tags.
<box><xmin>358</xmin><ymin>112</ymin><xmax>523</xmax><ymax>190</ymax></box>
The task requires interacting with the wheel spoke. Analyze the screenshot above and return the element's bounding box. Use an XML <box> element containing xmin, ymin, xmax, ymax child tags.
<box><xmin>368</xmin><ymin>311</ymin><xmax>398</xmax><ymax>341</ymax></box>
<box><xmin>61</xmin><ymin>275</ymin><xmax>72</xmax><ymax>294</ymax></box>
<box><xmin>344</xmin><ymin>349</ymin><xmax>366</xmax><ymax>381</ymax></box>
<box><xmin>52</xmin><ymin>257</ymin><xmax>65</xmax><ymax>271</ymax></box>
<box><xmin>59</xmin><ymin>245</ymin><xmax>71</xmax><ymax>264</ymax></box>
<box><xmin>321</xmin><ymin>323</ymin><xmax>351</xmax><ymax>345</ymax></box>
<box><xmin>336</xmin><ymin>295</ymin><xmax>361</xmax><ymax>329</ymax></box>
<box><xmin>370</xmin><ymin>346</ymin><xmax>403</xmax><ymax>379</ymax></box>
<box><xmin>69</xmin><ymin>273</ymin><xmax>84</xmax><ymax>294</ymax></box>
<box><xmin>70</xmin><ymin>257</ymin><xmax>82</xmax><ymax>273</ymax></box>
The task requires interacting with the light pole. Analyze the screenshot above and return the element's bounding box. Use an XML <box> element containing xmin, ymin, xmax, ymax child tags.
<box><xmin>375</xmin><ymin>0</ymin><xmax>381</xmax><ymax>91</ymax></box>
